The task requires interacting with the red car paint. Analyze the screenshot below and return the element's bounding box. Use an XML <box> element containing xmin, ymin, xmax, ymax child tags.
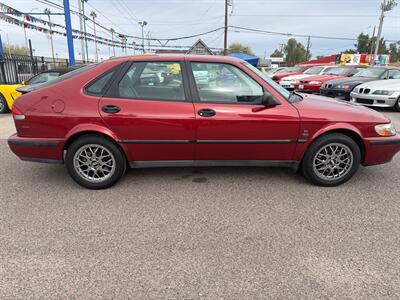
<box><xmin>8</xmin><ymin>55</ymin><xmax>400</xmax><ymax>171</ymax></box>
<box><xmin>293</xmin><ymin>66</ymin><xmax>362</xmax><ymax>94</ymax></box>
<box><xmin>271</xmin><ymin>66</ymin><xmax>309</xmax><ymax>83</ymax></box>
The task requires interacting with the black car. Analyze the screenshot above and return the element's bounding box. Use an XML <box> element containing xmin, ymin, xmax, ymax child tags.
<box><xmin>320</xmin><ymin>67</ymin><xmax>400</xmax><ymax>100</ymax></box>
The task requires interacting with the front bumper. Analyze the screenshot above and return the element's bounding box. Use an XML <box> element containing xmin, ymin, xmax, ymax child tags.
<box><xmin>293</xmin><ymin>83</ymin><xmax>321</xmax><ymax>94</ymax></box>
<box><xmin>8</xmin><ymin>134</ymin><xmax>64</xmax><ymax>164</ymax></box>
<box><xmin>363</xmin><ymin>134</ymin><xmax>400</xmax><ymax>166</ymax></box>
<box><xmin>320</xmin><ymin>88</ymin><xmax>351</xmax><ymax>100</ymax></box>
<box><xmin>350</xmin><ymin>92</ymin><xmax>399</xmax><ymax>108</ymax></box>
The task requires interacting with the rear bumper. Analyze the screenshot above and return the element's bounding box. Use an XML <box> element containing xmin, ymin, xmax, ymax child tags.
<box><xmin>363</xmin><ymin>135</ymin><xmax>400</xmax><ymax>166</ymax></box>
<box><xmin>8</xmin><ymin>134</ymin><xmax>64</xmax><ymax>164</ymax></box>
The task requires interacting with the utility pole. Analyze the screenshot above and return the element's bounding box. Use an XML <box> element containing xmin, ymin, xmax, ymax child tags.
<box><xmin>305</xmin><ymin>36</ymin><xmax>311</xmax><ymax>60</ymax></box>
<box><xmin>77</xmin><ymin>0</ymin><xmax>85</xmax><ymax>62</ymax></box>
<box><xmin>90</xmin><ymin>11</ymin><xmax>98</xmax><ymax>62</ymax></box>
<box><xmin>223</xmin><ymin>0</ymin><xmax>229</xmax><ymax>55</ymax></box>
<box><xmin>369</xmin><ymin>26</ymin><xmax>376</xmax><ymax>60</ymax></box>
<box><xmin>147</xmin><ymin>31</ymin><xmax>151</xmax><ymax>52</ymax></box>
<box><xmin>110</xmin><ymin>28</ymin><xmax>115</xmax><ymax>57</ymax></box>
<box><xmin>138</xmin><ymin>21</ymin><xmax>147</xmax><ymax>54</ymax></box>
<box><xmin>44</xmin><ymin>9</ymin><xmax>56</xmax><ymax>64</ymax></box>
<box><xmin>82</xmin><ymin>0</ymin><xmax>89</xmax><ymax>62</ymax></box>
<box><xmin>373</xmin><ymin>0</ymin><xmax>397</xmax><ymax>64</ymax></box>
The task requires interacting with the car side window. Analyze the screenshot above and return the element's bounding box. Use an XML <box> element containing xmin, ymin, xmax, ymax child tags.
<box><xmin>388</xmin><ymin>69</ymin><xmax>400</xmax><ymax>79</ymax></box>
<box><xmin>118</xmin><ymin>62</ymin><xmax>185</xmax><ymax>101</ymax></box>
<box><xmin>85</xmin><ymin>69</ymin><xmax>117</xmax><ymax>96</ymax></box>
<box><xmin>381</xmin><ymin>71</ymin><xmax>389</xmax><ymax>79</ymax></box>
<box><xmin>191</xmin><ymin>62</ymin><xmax>263</xmax><ymax>104</ymax></box>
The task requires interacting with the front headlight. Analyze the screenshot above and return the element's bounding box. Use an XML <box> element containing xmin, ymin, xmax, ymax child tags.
<box><xmin>373</xmin><ymin>90</ymin><xmax>394</xmax><ymax>96</ymax></box>
<box><xmin>375</xmin><ymin>123</ymin><xmax>397</xmax><ymax>137</ymax></box>
<box><xmin>336</xmin><ymin>84</ymin><xmax>351</xmax><ymax>90</ymax></box>
<box><xmin>309</xmin><ymin>81</ymin><xmax>322</xmax><ymax>85</ymax></box>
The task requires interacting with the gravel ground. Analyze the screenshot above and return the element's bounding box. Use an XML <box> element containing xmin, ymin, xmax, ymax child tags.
<box><xmin>1</xmin><ymin>111</ymin><xmax>400</xmax><ymax>299</ymax></box>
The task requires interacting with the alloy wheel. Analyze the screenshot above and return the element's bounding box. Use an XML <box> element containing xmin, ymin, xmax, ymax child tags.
<box><xmin>73</xmin><ymin>144</ymin><xmax>116</xmax><ymax>183</ymax></box>
<box><xmin>312</xmin><ymin>143</ymin><xmax>354</xmax><ymax>181</ymax></box>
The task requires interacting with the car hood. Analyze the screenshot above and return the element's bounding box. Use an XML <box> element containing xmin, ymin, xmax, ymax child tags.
<box><xmin>281</xmin><ymin>74</ymin><xmax>316</xmax><ymax>81</ymax></box>
<box><xmin>300</xmin><ymin>74</ymin><xmax>345</xmax><ymax>83</ymax></box>
<box><xmin>273</xmin><ymin>71</ymin><xmax>302</xmax><ymax>80</ymax></box>
<box><xmin>325</xmin><ymin>76</ymin><xmax>377</xmax><ymax>87</ymax></box>
<box><xmin>355</xmin><ymin>79</ymin><xmax>400</xmax><ymax>91</ymax></box>
<box><xmin>293</xmin><ymin>93</ymin><xmax>389</xmax><ymax>124</ymax></box>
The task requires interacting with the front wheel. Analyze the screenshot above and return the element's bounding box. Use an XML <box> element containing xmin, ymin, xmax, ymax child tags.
<box><xmin>393</xmin><ymin>97</ymin><xmax>400</xmax><ymax>112</ymax></box>
<box><xmin>302</xmin><ymin>133</ymin><xmax>361</xmax><ymax>186</ymax></box>
<box><xmin>65</xmin><ymin>135</ymin><xmax>127</xmax><ymax>189</ymax></box>
<box><xmin>0</xmin><ymin>93</ymin><xmax>10</xmax><ymax>113</ymax></box>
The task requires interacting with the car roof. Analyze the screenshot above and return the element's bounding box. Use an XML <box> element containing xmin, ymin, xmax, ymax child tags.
<box><xmin>107</xmin><ymin>54</ymin><xmax>248</xmax><ymax>64</ymax></box>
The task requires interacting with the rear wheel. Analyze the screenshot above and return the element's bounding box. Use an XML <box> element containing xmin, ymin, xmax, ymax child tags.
<box><xmin>302</xmin><ymin>133</ymin><xmax>361</xmax><ymax>186</ymax></box>
<box><xmin>0</xmin><ymin>93</ymin><xmax>10</xmax><ymax>113</ymax></box>
<box><xmin>66</xmin><ymin>135</ymin><xmax>127</xmax><ymax>189</ymax></box>
<box><xmin>393</xmin><ymin>97</ymin><xmax>400</xmax><ymax>112</ymax></box>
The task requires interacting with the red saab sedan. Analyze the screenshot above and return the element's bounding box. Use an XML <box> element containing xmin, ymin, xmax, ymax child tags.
<box><xmin>8</xmin><ymin>55</ymin><xmax>400</xmax><ymax>189</ymax></box>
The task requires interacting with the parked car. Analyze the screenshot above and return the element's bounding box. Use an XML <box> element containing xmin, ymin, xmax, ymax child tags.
<box><xmin>271</xmin><ymin>65</ymin><xmax>309</xmax><ymax>82</ymax></box>
<box><xmin>293</xmin><ymin>66</ymin><xmax>366</xmax><ymax>94</ymax></box>
<box><xmin>320</xmin><ymin>67</ymin><xmax>400</xmax><ymax>100</ymax></box>
<box><xmin>8</xmin><ymin>55</ymin><xmax>400</xmax><ymax>189</ymax></box>
<box><xmin>350</xmin><ymin>79</ymin><xmax>400</xmax><ymax>111</ymax></box>
<box><xmin>279</xmin><ymin>65</ymin><xmax>337</xmax><ymax>90</ymax></box>
<box><xmin>266</xmin><ymin>67</ymin><xmax>287</xmax><ymax>77</ymax></box>
<box><xmin>0</xmin><ymin>67</ymin><xmax>81</xmax><ymax>113</ymax></box>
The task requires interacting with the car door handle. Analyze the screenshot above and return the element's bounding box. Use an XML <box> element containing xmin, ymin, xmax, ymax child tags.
<box><xmin>102</xmin><ymin>105</ymin><xmax>121</xmax><ymax>114</ymax></box>
<box><xmin>198</xmin><ymin>109</ymin><xmax>216</xmax><ymax>117</ymax></box>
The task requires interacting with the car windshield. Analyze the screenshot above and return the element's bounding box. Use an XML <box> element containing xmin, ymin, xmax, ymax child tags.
<box><xmin>285</xmin><ymin>66</ymin><xmax>302</xmax><ymax>73</ymax></box>
<box><xmin>304</xmin><ymin>66</ymin><xmax>324</xmax><ymax>75</ymax></box>
<box><xmin>323</xmin><ymin>67</ymin><xmax>350</xmax><ymax>76</ymax></box>
<box><xmin>353</xmin><ymin>68</ymin><xmax>385</xmax><ymax>78</ymax></box>
<box><xmin>243</xmin><ymin>62</ymin><xmax>292</xmax><ymax>101</ymax></box>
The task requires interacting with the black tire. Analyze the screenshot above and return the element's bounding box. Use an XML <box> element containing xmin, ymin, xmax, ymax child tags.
<box><xmin>65</xmin><ymin>134</ymin><xmax>127</xmax><ymax>189</ymax></box>
<box><xmin>302</xmin><ymin>133</ymin><xmax>361</xmax><ymax>187</ymax></box>
<box><xmin>393</xmin><ymin>97</ymin><xmax>400</xmax><ymax>112</ymax></box>
<box><xmin>0</xmin><ymin>93</ymin><xmax>10</xmax><ymax>114</ymax></box>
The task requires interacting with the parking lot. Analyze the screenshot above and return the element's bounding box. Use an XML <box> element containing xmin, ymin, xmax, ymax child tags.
<box><xmin>1</xmin><ymin>111</ymin><xmax>400</xmax><ymax>298</ymax></box>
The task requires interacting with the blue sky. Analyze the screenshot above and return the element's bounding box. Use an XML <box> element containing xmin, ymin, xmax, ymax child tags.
<box><xmin>0</xmin><ymin>0</ymin><xmax>399</xmax><ymax>61</ymax></box>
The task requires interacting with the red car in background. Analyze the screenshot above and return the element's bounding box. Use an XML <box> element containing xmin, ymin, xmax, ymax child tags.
<box><xmin>271</xmin><ymin>65</ymin><xmax>310</xmax><ymax>83</ymax></box>
<box><xmin>293</xmin><ymin>66</ymin><xmax>365</xmax><ymax>94</ymax></box>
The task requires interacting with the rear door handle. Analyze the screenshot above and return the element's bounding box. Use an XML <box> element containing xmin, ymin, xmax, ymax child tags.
<box><xmin>102</xmin><ymin>105</ymin><xmax>120</xmax><ymax>114</ymax></box>
<box><xmin>198</xmin><ymin>108</ymin><xmax>216</xmax><ymax>117</ymax></box>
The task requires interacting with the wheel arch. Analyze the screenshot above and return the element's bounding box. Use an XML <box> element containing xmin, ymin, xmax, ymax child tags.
<box><xmin>63</xmin><ymin>126</ymin><xmax>129</xmax><ymax>163</ymax></box>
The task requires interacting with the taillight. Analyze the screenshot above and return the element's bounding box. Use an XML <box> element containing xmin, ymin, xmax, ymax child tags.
<box><xmin>12</xmin><ymin>105</ymin><xmax>25</xmax><ymax>120</ymax></box>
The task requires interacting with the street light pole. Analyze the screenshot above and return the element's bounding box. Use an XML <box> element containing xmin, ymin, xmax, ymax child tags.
<box><xmin>90</xmin><ymin>11</ymin><xmax>98</xmax><ymax>62</ymax></box>
<box><xmin>82</xmin><ymin>0</ymin><xmax>89</xmax><ymax>62</ymax></box>
<box><xmin>138</xmin><ymin>21</ymin><xmax>147</xmax><ymax>54</ymax></box>
<box><xmin>77</xmin><ymin>0</ymin><xmax>85</xmax><ymax>62</ymax></box>
<box><xmin>44</xmin><ymin>8</ymin><xmax>56</xmax><ymax>64</ymax></box>
<box><xmin>110</xmin><ymin>28</ymin><xmax>115</xmax><ymax>57</ymax></box>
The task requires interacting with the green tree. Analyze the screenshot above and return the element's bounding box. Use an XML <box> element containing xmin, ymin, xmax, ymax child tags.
<box><xmin>270</xmin><ymin>49</ymin><xmax>284</xmax><ymax>57</ymax></box>
<box><xmin>353</xmin><ymin>33</ymin><xmax>388</xmax><ymax>54</ymax></box>
<box><xmin>388</xmin><ymin>42</ymin><xmax>400</xmax><ymax>62</ymax></box>
<box><xmin>227</xmin><ymin>43</ymin><xmax>254</xmax><ymax>55</ymax></box>
<box><xmin>2</xmin><ymin>44</ymin><xmax>29</xmax><ymax>55</ymax></box>
<box><xmin>343</xmin><ymin>49</ymin><xmax>358</xmax><ymax>54</ymax></box>
<box><xmin>283</xmin><ymin>38</ymin><xmax>310</xmax><ymax>66</ymax></box>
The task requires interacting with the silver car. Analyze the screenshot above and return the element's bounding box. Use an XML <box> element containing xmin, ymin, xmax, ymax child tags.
<box><xmin>350</xmin><ymin>79</ymin><xmax>400</xmax><ymax>111</ymax></box>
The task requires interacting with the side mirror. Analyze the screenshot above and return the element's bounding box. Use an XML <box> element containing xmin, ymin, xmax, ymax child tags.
<box><xmin>261</xmin><ymin>92</ymin><xmax>280</xmax><ymax>107</ymax></box>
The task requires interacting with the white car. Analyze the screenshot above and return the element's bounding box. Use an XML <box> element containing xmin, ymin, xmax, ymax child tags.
<box><xmin>279</xmin><ymin>65</ymin><xmax>337</xmax><ymax>90</ymax></box>
<box><xmin>350</xmin><ymin>79</ymin><xmax>400</xmax><ymax>111</ymax></box>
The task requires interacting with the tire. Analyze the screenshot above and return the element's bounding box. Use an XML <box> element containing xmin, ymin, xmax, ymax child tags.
<box><xmin>65</xmin><ymin>134</ymin><xmax>127</xmax><ymax>189</ymax></box>
<box><xmin>0</xmin><ymin>93</ymin><xmax>10</xmax><ymax>114</ymax></box>
<box><xmin>301</xmin><ymin>133</ymin><xmax>361</xmax><ymax>187</ymax></box>
<box><xmin>393</xmin><ymin>97</ymin><xmax>400</xmax><ymax>112</ymax></box>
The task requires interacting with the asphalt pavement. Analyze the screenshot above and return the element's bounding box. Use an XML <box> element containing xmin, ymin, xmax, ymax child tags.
<box><xmin>1</xmin><ymin>112</ymin><xmax>400</xmax><ymax>299</ymax></box>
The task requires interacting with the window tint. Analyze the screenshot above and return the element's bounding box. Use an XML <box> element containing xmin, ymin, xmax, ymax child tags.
<box><xmin>85</xmin><ymin>69</ymin><xmax>117</xmax><ymax>96</ymax></box>
<box><xmin>118</xmin><ymin>62</ymin><xmax>185</xmax><ymax>101</ymax></box>
<box><xmin>28</xmin><ymin>72</ymin><xmax>60</xmax><ymax>84</ymax></box>
<box><xmin>191</xmin><ymin>62</ymin><xmax>263</xmax><ymax>104</ymax></box>
<box><xmin>388</xmin><ymin>69</ymin><xmax>400</xmax><ymax>79</ymax></box>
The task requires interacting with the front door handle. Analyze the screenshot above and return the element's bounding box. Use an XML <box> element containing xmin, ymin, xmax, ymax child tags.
<box><xmin>102</xmin><ymin>105</ymin><xmax>120</xmax><ymax>114</ymax></box>
<box><xmin>198</xmin><ymin>108</ymin><xmax>216</xmax><ymax>117</ymax></box>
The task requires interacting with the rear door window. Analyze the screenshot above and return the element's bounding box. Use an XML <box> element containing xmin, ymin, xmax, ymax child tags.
<box><xmin>117</xmin><ymin>62</ymin><xmax>186</xmax><ymax>101</ymax></box>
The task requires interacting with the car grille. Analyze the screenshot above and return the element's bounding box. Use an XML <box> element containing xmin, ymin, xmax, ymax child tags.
<box><xmin>299</xmin><ymin>80</ymin><xmax>308</xmax><ymax>84</ymax></box>
<box><xmin>355</xmin><ymin>98</ymin><xmax>374</xmax><ymax>105</ymax></box>
<box><xmin>325</xmin><ymin>84</ymin><xmax>333</xmax><ymax>88</ymax></box>
<box><xmin>358</xmin><ymin>88</ymin><xmax>371</xmax><ymax>94</ymax></box>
